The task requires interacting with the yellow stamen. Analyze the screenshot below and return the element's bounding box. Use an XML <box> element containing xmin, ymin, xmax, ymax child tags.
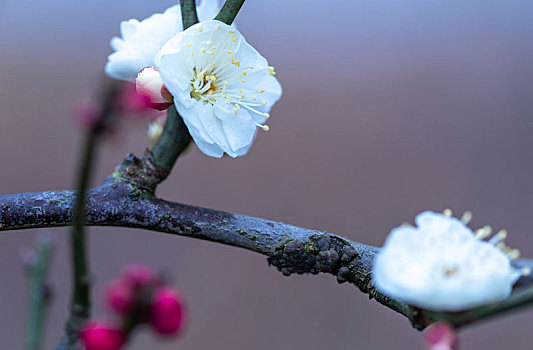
<box><xmin>461</xmin><ymin>211</ymin><xmax>472</xmax><ymax>224</ymax></box>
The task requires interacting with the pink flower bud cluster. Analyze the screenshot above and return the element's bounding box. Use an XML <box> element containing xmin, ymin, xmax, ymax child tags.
<box><xmin>81</xmin><ymin>265</ymin><xmax>186</xmax><ymax>350</ymax></box>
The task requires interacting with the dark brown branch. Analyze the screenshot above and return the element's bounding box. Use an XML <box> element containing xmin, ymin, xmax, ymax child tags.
<box><xmin>2</xmin><ymin>161</ymin><xmax>533</xmax><ymax>330</ymax></box>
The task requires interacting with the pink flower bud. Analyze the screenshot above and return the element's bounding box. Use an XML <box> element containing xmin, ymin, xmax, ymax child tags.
<box><xmin>123</xmin><ymin>264</ymin><xmax>158</xmax><ymax>289</ymax></box>
<box><xmin>73</xmin><ymin>100</ymin><xmax>101</xmax><ymax>128</ymax></box>
<box><xmin>423</xmin><ymin>322</ymin><xmax>457</xmax><ymax>350</ymax></box>
<box><xmin>136</xmin><ymin>67</ymin><xmax>173</xmax><ymax>111</ymax></box>
<box><xmin>105</xmin><ymin>279</ymin><xmax>135</xmax><ymax>315</ymax></box>
<box><xmin>81</xmin><ymin>321</ymin><xmax>126</xmax><ymax>350</ymax></box>
<box><xmin>116</xmin><ymin>83</ymin><xmax>152</xmax><ymax>115</ymax></box>
<box><xmin>149</xmin><ymin>287</ymin><xmax>186</xmax><ymax>336</ymax></box>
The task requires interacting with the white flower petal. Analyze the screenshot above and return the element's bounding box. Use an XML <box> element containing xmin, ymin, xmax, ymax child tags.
<box><xmin>222</xmin><ymin>110</ymin><xmax>256</xmax><ymax>152</ymax></box>
<box><xmin>192</xmin><ymin>135</ymin><xmax>225</xmax><ymax>158</ymax></box>
<box><xmin>105</xmin><ymin>1</ymin><xmax>221</xmax><ymax>82</ymax></box>
<box><xmin>373</xmin><ymin>211</ymin><xmax>520</xmax><ymax>311</ymax></box>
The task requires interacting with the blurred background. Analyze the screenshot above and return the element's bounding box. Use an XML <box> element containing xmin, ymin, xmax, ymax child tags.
<box><xmin>1</xmin><ymin>0</ymin><xmax>533</xmax><ymax>348</ymax></box>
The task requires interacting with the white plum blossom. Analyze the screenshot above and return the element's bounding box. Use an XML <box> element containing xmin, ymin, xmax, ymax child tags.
<box><xmin>373</xmin><ymin>211</ymin><xmax>527</xmax><ymax>311</ymax></box>
<box><xmin>105</xmin><ymin>1</ymin><xmax>220</xmax><ymax>81</ymax></box>
<box><xmin>155</xmin><ymin>20</ymin><xmax>282</xmax><ymax>158</ymax></box>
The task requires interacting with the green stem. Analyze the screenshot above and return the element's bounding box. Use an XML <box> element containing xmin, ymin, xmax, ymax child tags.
<box><xmin>65</xmin><ymin>82</ymin><xmax>118</xmax><ymax>345</ymax></box>
<box><xmin>69</xmin><ymin>130</ymin><xmax>96</xmax><ymax>315</ymax></box>
<box><xmin>215</xmin><ymin>0</ymin><xmax>245</xmax><ymax>25</ymax></box>
<box><xmin>180</xmin><ymin>0</ymin><xmax>199</xmax><ymax>29</ymax></box>
<box><xmin>426</xmin><ymin>285</ymin><xmax>533</xmax><ymax>328</ymax></box>
<box><xmin>149</xmin><ymin>105</ymin><xmax>191</xmax><ymax>174</ymax></box>
<box><xmin>25</xmin><ymin>236</ymin><xmax>55</xmax><ymax>350</ymax></box>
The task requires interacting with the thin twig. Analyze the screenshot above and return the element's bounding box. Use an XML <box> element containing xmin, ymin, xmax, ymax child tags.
<box><xmin>215</xmin><ymin>0</ymin><xmax>245</xmax><ymax>25</ymax></box>
<box><xmin>63</xmin><ymin>82</ymin><xmax>119</xmax><ymax>348</ymax></box>
<box><xmin>24</xmin><ymin>235</ymin><xmax>55</xmax><ymax>350</ymax></box>
<box><xmin>180</xmin><ymin>0</ymin><xmax>199</xmax><ymax>30</ymax></box>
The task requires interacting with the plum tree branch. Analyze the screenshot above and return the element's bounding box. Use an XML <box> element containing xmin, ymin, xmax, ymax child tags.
<box><xmin>1</xmin><ymin>171</ymin><xmax>533</xmax><ymax>331</ymax></box>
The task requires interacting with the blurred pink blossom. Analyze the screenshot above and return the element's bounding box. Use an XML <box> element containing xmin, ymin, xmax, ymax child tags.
<box><xmin>423</xmin><ymin>322</ymin><xmax>457</xmax><ymax>350</ymax></box>
<box><xmin>149</xmin><ymin>286</ymin><xmax>187</xmax><ymax>336</ymax></box>
<box><xmin>80</xmin><ymin>321</ymin><xmax>126</xmax><ymax>350</ymax></box>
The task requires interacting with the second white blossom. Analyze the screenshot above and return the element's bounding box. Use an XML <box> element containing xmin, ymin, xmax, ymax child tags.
<box><xmin>373</xmin><ymin>211</ymin><xmax>525</xmax><ymax>311</ymax></box>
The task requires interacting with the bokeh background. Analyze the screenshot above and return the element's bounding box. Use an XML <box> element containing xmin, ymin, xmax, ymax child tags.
<box><xmin>1</xmin><ymin>0</ymin><xmax>533</xmax><ymax>348</ymax></box>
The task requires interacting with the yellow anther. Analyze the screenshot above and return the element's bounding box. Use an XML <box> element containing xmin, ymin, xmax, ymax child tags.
<box><xmin>508</xmin><ymin>249</ymin><xmax>520</xmax><ymax>259</ymax></box>
<box><xmin>224</xmin><ymin>81</ymin><xmax>229</xmax><ymax>86</ymax></box>
<box><xmin>262</xmin><ymin>101</ymin><xmax>267</xmax><ymax>105</ymax></box>
<box><xmin>239</xmin><ymin>88</ymin><xmax>244</xmax><ymax>93</ymax></box>
<box><xmin>212</xmin><ymin>46</ymin><xmax>217</xmax><ymax>50</ymax></box>
<box><xmin>229</xmin><ymin>30</ymin><xmax>236</xmax><ymax>34</ymax></box>
<box><xmin>242</xmin><ymin>71</ymin><xmax>247</xmax><ymax>76</ymax></box>
<box><xmin>209</xmin><ymin>51</ymin><xmax>215</xmax><ymax>55</ymax></box>
<box><xmin>241</xmin><ymin>94</ymin><xmax>245</xmax><ymax>99</ymax></box>
<box><xmin>227</xmin><ymin>50</ymin><xmax>233</xmax><ymax>54</ymax></box>
<box><xmin>216</xmin><ymin>24</ymin><xmax>221</xmax><ymax>30</ymax></box>
<box><xmin>191</xmin><ymin>52</ymin><xmax>195</xmax><ymax>56</ymax></box>
<box><xmin>262</xmin><ymin>125</ymin><xmax>270</xmax><ymax>131</ymax></box>
<box><xmin>199</xmin><ymin>27</ymin><xmax>204</xmax><ymax>32</ymax></box>
<box><xmin>241</xmin><ymin>79</ymin><xmax>246</xmax><ymax>83</ymax></box>
<box><xmin>210</xmin><ymin>76</ymin><xmax>217</xmax><ymax>81</ymax></box>
<box><xmin>258</xmin><ymin>89</ymin><xmax>265</xmax><ymax>93</ymax></box>
<box><xmin>252</xmin><ymin>96</ymin><xmax>257</xmax><ymax>100</ymax></box>
<box><xmin>443</xmin><ymin>209</ymin><xmax>452</xmax><ymax>217</ymax></box>
<box><xmin>461</xmin><ymin>211</ymin><xmax>472</xmax><ymax>224</ymax></box>
<box><xmin>231</xmin><ymin>35</ymin><xmax>237</xmax><ymax>42</ymax></box>
<box><xmin>497</xmin><ymin>230</ymin><xmax>508</xmax><ymax>240</ymax></box>
<box><xmin>201</xmin><ymin>48</ymin><xmax>207</xmax><ymax>53</ymax></box>
<box><xmin>475</xmin><ymin>226</ymin><xmax>492</xmax><ymax>240</ymax></box>
<box><xmin>210</xmin><ymin>62</ymin><xmax>216</xmax><ymax>67</ymax></box>
<box><xmin>234</xmin><ymin>104</ymin><xmax>240</xmax><ymax>109</ymax></box>
<box><xmin>523</xmin><ymin>267</ymin><xmax>532</xmax><ymax>276</ymax></box>
<box><xmin>186</xmin><ymin>42</ymin><xmax>192</xmax><ymax>47</ymax></box>
<box><xmin>263</xmin><ymin>113</ymin><xmax>270</xmax><ymax>118</ymax></box>
<box><xmin>206</xmin><ymin>40</ymin><xmax>212</xmax><ymax>45</ymax></box>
